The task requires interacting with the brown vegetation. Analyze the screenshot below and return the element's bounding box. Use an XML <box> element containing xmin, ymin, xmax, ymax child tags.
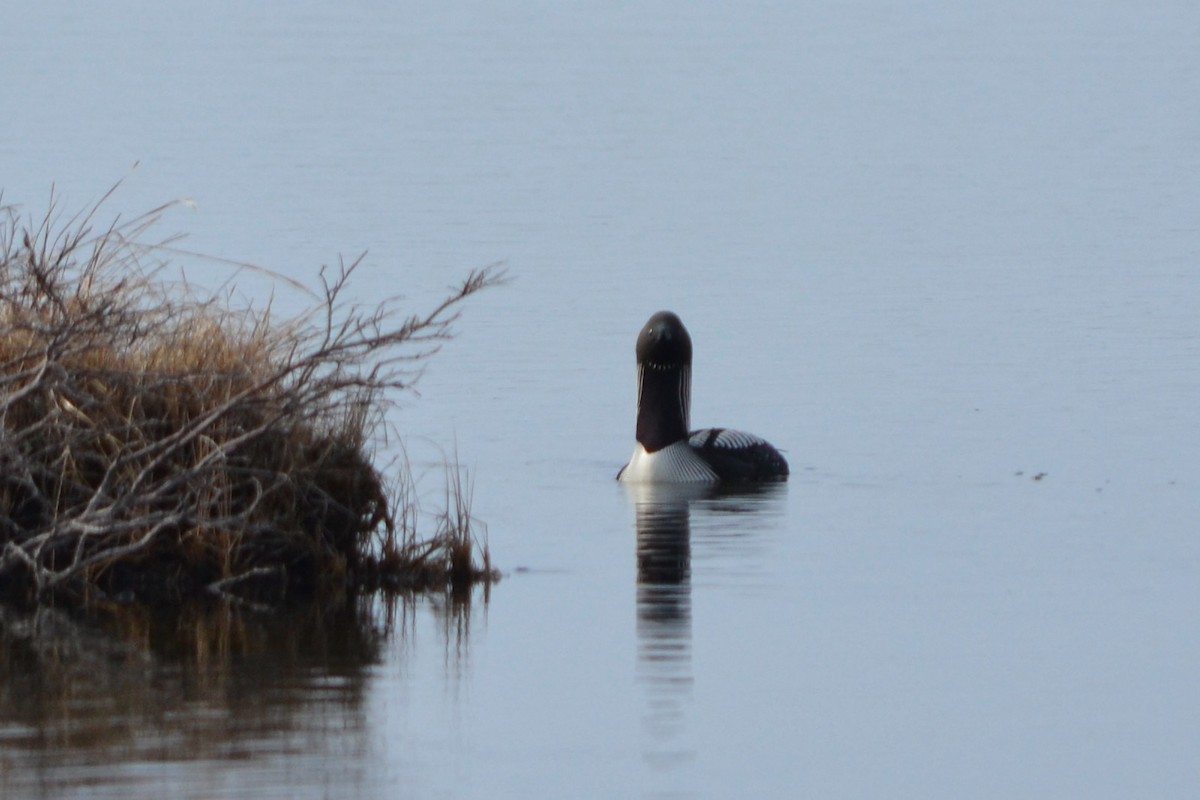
<box><xmin>0</xmin><ymin>192</ymin><xmax>501</xmax><ymax>609</ymax></box>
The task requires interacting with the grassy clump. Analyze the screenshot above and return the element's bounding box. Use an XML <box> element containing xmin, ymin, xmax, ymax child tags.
<box><xmin>0</xmin><ymin>192</ymin><xmax>501</xmax><ymax>609</ymax></box>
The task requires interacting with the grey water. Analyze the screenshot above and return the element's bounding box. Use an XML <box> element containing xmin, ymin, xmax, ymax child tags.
<box><xmin>2</xmin><ymin>1</ymin><xmax>1199</xmax><ymax>797</ymax></box>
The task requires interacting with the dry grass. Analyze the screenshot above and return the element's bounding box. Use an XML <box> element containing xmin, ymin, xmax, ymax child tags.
<box><xmin>0</xmin><ymin>190</ymin><xmax>502</xmax><ymax>609</ymax></box>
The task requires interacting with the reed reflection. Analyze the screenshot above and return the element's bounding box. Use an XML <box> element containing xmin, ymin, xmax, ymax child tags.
<box><xmin>0</xmin><ymin>591</ymin><xmax>482</xmax><ymax>798</ymax></box>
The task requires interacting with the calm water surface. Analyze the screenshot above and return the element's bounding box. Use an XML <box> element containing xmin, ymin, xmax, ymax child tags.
<box><xmin>2</xmin><ymin>2</ymin><xmax>1199</xmax><ymax>797</ymax></box>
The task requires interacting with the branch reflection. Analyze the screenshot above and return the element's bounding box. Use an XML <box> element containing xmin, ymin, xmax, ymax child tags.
<box><xmin>0</xmin><ymin>591</ymin><xmax>482</xmax><ymax>797</ymax></box>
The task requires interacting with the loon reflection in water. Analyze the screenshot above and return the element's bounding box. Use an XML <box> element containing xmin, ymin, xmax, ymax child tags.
<box><xmin>629</xmin><ymin>480</ymin><xmax>786</xmax><ymax>750</ymax></box>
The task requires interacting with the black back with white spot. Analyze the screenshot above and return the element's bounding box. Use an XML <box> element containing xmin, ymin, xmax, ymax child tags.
<box><xmin>688</xmin><ymin>428</ymin><xmax>789</xmax><ymax>483</ymax></box>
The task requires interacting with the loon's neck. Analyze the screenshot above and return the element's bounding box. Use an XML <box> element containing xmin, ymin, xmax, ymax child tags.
<box><xmin>635</xmin><ymin>362</ymin><xmax>691</xmax><ymax>453</ymax></box>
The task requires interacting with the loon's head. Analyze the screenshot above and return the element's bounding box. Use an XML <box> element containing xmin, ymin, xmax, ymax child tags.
<box><xmin>634</xmin><ymin>311</ymin><xmax>693</xmax><ymax>453</ymax></box>
<box><xmin>636</xmin><ymin>311</ymin><xmax>692</xmax><ymax>371</ymax></box>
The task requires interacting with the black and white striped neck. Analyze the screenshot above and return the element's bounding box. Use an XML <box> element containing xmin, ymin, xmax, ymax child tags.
<box><xmin>618</xmin><ymin>311</ymin><xmax>789</xmax><ymax>484</ymax></box>
<box><xmin>634</xmin><ymin>312</ymin><xmax>693</xmax><ymax>453</ymax></box>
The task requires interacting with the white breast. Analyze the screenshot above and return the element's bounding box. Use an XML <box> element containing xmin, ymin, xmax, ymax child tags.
<box><xmin>617</xmin><ymin>441</ymin><xmax>718</xmax><ymax>483</ymax></box>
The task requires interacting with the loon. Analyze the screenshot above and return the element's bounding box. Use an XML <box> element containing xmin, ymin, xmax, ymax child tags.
<box><xmin>617</xmin><ymin>311</ymin><xmax>789</xmax><ymax>483</ymax></box>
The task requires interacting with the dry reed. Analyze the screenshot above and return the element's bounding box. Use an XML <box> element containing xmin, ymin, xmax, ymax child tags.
<box><xmin>0</xmin><ymin>191</ymin><xmax>502</xmax><ymax>609</ymax></box>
